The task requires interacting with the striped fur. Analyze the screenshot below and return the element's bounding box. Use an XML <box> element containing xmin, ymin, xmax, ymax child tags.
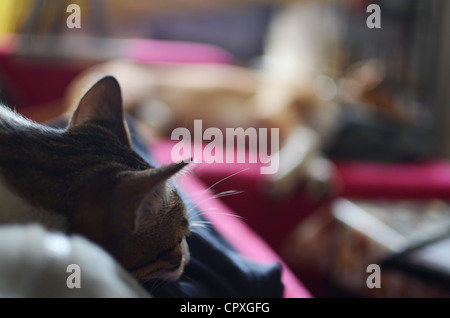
<box><xmin>0</xmin><ymin>107</ymin><xmax>149</xmax><ymax>217</ymax></box>
<box><xmin>0</xmin><ymin>77</ymin><xmax>190</xmax><ymax>281</ymax></box>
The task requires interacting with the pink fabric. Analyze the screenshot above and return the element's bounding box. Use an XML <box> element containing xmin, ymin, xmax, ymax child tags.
<box><xmin>126</xmin><ymin>39</ymin><xmax>236</xmax><ymax>64</ymax></box>
<box><xmin>335</xmin><ymin>160</ymin><xmax>450</xmax><ymax>199</ymax></box>
<box><xmin>150</xmin><ymin>140</ymin><xmax>312</xmax><ymax>298</ymax></box>
<box><xmin>0</xmin><ymin>34</ymin><xmax>17</xmax><ymax>54</ymax></box>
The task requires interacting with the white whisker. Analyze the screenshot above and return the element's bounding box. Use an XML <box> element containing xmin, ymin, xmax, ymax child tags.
<box><xmin>213</xmin><ymin>190</ymin><xmax>245</xmax><ymax>198</ymax></box>
<box><xmin>185</xmin><ymin>189</ymin><xmax>244</xmax><ymax>216</ymax></box>
<box><xmin>203</xmin><ymin>168</ymin><xmax>250</xmax><ymax>192</ymax></box>
<box><xmin>200</xmin><ymin>210</ymin><xmax>246</xmax><ymax>221</ymax></box>
<box><xmin>191</xmin><ymin>220</ymin><xmax>213</xmax><ymax>225</ymax></box>
<box><xmin>140</xmin><ymin>277</ymin><xmax>166</xmax><ymax>293</ymax></box>
<box><xmin>190</xmin><ymin>222</ymin><xmax>212</xmax><ymax>230</ymax></box>
<box><xmin>188</xmin><ymin>207</ymin><xmax>219</xmax><ymax>218</ymax></box>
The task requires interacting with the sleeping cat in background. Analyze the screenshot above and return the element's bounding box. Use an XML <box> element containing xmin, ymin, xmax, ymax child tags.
<box><xmin>0</xmin><ymin>76</ymin><xmax>190</xmax><ymax>282</ymax></box>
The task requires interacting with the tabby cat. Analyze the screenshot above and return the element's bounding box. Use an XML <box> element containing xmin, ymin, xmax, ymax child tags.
<box><xmin>0</xmin><ymin>76</ymin><xmax>190</xmax><ymax>281</ymax></box>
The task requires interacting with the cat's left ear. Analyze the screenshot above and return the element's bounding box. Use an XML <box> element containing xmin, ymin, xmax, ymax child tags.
<box><xmin>113</xmin><ymin>161</ymin><xmax>189</xmax><ymax>234</ymax></box>
<box><xmin>69</xmin><ymin>76</ymin><xmax>131</xmax><ymax>147</ymax></box>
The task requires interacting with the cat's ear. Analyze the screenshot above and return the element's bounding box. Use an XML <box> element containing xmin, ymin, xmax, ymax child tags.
<box><xmin>69</xmin><ymin>76</ymin><xmax>131</xmax><ymax>147</ymax></box>
<box><xmin>113</xmin><ymin>161</ymin><xmax>189</xmax><ymax>233</ymax></box>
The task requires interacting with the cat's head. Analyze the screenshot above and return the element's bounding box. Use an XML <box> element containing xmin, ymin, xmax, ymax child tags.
<box><xmin>67</xmin><ymin>76</ymin><xmax>190</xmax><ymax>281</ymax></box>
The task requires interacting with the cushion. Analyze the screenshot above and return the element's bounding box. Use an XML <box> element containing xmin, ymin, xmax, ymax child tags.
<box><xmin>0</xmin><ymin>224</ymin><xmax>149</xmax><ymax>298</ymax></box>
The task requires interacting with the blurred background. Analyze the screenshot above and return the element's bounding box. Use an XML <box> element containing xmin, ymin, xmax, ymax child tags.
<box><xmin>0</xmin><ymin>0</ymin><xmax>448</xmax><ymax>156</ymax></box>
<box><xmin>0</xmin><ymin>0</ymin><xmax>449</xmax><ymax>297</ymax></box>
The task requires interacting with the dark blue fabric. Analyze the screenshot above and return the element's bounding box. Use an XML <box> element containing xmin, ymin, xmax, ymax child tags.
<box><xmin>129</xmin><ymin>126</ymin><xmax>284</xmax><ymax>298</ymax></box>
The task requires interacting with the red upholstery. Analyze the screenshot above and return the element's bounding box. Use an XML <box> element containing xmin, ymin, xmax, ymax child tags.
<box><xmin>0</xmin><ymin>36</ymin><xmax>235</xmax><ymax>109</ymax></box>
<box><xmin>334</xmin><ymin>160</ymin><xmax>450</xmax><ymax>199</ymax></box>
<box><xmin>0</xmin><ymin>36</ymin><xmax>86</xmax><ymax>109</ymax></box>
